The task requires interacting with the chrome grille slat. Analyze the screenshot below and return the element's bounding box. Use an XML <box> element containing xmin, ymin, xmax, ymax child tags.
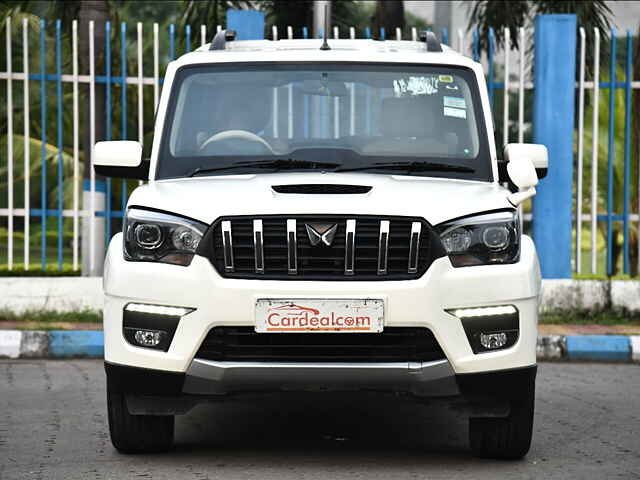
<box><xmin>221</xmin><ymin>220</ymin><xmax>234</xmax><ymax>272</ymax></box>
<box><xmin>377</xmin><ymin>220</ymin><xmax>390</xmax><ymax>275</ymax></box>
<box><xmin>344</xmin><ymin>219</ymin><xmax>356</xmax><ymax>276</ymax></box>
<box><xmin>408</xmin><ymin>221</ymin><xmax>422</xmax><ymax>274</ymax></box>
<box><xmin>287</xmin><ymin>219</ymin><xmax>297</xmax><ymax>275</ymax></box>
<box><xmin>253</xmin><ymin>219</ymin><xmax>264</xmax><ymax>274</ymax></box>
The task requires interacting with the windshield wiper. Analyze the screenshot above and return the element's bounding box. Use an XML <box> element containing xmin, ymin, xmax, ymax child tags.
<box><xmin>334</xmin><ymin>161</ymin><xmax>475</xmax><ymax>174</ymax></box>
<box><xmin>187</xmin><ymin>159</ymin><xmax>340</xmax><ymax>177</ymax></box>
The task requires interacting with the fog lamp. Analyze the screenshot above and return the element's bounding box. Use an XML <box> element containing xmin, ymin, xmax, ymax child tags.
<box><xmin>447</xmin><ymin>304</ymin><xmax>519</xmax><ymax>354</ymax></box>
<box><xmin>134</xmin><ymin>329</ymin><xmax>166</xmax><ymax>347</ymax></box>
<box><xmin>479</xmin><ymin>332</ymin><xmax>508</xmax><ymax>350</ymax></box>
<box><xmin>122</xmin><ymin>304</ymin><xmax>192</xmax><ymax>352</ymax></box>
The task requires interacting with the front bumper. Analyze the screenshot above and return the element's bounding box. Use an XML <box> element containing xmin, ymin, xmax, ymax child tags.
<box><xmin>105</xmin><ymin>361</ymin><xmax>537</xmax><ymax>414</ymax></box>
<box><xmin>103</xmin><ymin>233</ymin><xmax>541</xmax><ymax>385</ymax></box>
<box><xmin>183</xmin><ymin>358</ymin><xmax>457</xmax><ymax>396</ymax></box>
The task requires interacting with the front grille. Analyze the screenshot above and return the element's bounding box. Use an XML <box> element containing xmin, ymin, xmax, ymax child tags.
<box><xmin>195</xmin><ymin>327</ymin><xmax>446</xmax><ymax>363</ymax></box>
<box><xmin>198</xmin><ymin>215</ymin><xmax>445</xmax><ymax>280</ymax></box>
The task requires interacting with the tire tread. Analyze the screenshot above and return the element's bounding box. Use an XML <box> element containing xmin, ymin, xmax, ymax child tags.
<box><xmin>107</xmin><ymin>389</ymin><xmax>174</xmax><ymax>454</ymax></box>
<box><xmin>469</xmin><ymin>390</ymin><xmax>534</xmax><ymax>459</ymax></box>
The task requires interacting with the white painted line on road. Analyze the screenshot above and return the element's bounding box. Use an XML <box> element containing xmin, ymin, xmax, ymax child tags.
<box><xmin>0</xmin><ymin>330</ymin><xmax>22</xmax><ymax>358</ymax></box>
<box><xmin>630</xmin><ymin>336</ymin><xmax>640</xmax><ymax>362</ymax></box>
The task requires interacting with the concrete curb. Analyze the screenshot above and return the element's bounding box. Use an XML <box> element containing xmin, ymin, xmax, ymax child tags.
<box><xmin>536</xmin><ymin>334</ymin><xmax>637</xmax><ymax>362</ymax></box>
<box><xmin>0</xmin><ymin>331</ymin><xmax>639</xmax><ymax>362</ymax></box>
<box><xmin>0</xmin><ymin>330</ymin><xmax>104</xmax><ymax>359</ymax></box>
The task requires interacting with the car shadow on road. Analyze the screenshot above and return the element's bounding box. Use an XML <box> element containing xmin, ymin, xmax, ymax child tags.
<box><xmin>172</xmin><ymin>391</ymin><xmax>473</xmax><ymax>460</ymax></box>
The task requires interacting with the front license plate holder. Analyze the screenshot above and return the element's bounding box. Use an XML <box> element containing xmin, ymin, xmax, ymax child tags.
<box><xmin>255</xmin><ymin>299</ymin><xmax>384</xmax><ymax>333</ymax></box>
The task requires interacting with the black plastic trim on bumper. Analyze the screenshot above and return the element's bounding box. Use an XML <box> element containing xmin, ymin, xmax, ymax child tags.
<box><xmin>106</xmin><ymin>361</ymin><xmax>536</xmax><ymax>401</ymax></box>
<box><xmin>105</xmin><ymin>362</ymin><xmax>185</xmax><ymax>396</ymax></box>
<box><xmin>455</xmin><ymin>365</ymin><xmax>537</xmax><ymax>401</ymax></box>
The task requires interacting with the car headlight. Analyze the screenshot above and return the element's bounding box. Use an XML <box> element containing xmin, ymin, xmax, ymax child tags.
<box><xmin>436</xmin><ymin>211</ymin><xmax>520</xmax><ymax>267</ymax></box>
<box><xmin>123</xmin><ymin>208</ymin><xmax>207</xmax><ymax>266</ymax></box>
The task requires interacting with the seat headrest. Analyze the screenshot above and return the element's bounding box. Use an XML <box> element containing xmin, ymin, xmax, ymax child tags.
<box><xmin>381</xmin><ymin>96</ymin><xmax>438</xmax><ymax>138</ymax></box>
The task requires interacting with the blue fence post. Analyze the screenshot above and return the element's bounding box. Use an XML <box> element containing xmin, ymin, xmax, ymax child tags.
<box><xmin>121</xmin><ymin>22</ymin><xmax>128</xmax><ymax>218</ymax></box>
<box><xmin>622</xmin><ymin>31</ymin><xmax>633</xmax><ymax>274</ymax></box>
<box><xmin>168</xmin><ymin>23</ymin><xmax>174</xmax><ymax>60</ymax></box>
<box><xmin>39</xmin><ymin>19</ymin><xmax>46</xmax><ymax>270</ymax></box>
<box><xmin>606</xmin><ymin>30</ymin><xmax>616</xmax><ymax>275</ymax></box>
<box><xmin>105</xmin><ymin>21</ymin><xmax>112</xmax><ymax>247</ymax></box>
<box><xmin>55</xmin><ymin>19</ymin><xmax>63</xmax><ymax>269</ymax></box>
<box><xmin>226</xmin><ymin>10</ymin><xmax>265</xmax><ymax>40</ymax></box>
<box><xmin>532</xmin><ymin>14</ymin><xmax>577</xmax><ymax>279</ymax></box>
<box><xmin>487</xmin><ymin>27</ymin><xmax>495</xmax><ymax>107</ymax></box>
<box><xmin>472</xmin><ymin>28</ymin><xmax>479</xmax><ymax>62</ymax></box>
<box><xmin>441</xmin><ymin>28</ymin><xmax>448</xmax><ymax>46</ymax></box>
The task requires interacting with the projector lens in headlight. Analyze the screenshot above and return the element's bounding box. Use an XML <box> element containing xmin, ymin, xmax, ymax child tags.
<box><xmin>481</xmin><ymin>225</ymin><xmax>510</xmax><ymax>250</ymax></box>
<box><xmin>437</xmin><ymin>211</ymin><xmax>520</xmax><ymax>267</ymax></box>
<box><xmin>134</xmin><ymin>224</ymin><xmax>163</xmax><ymax>249</ymax></box>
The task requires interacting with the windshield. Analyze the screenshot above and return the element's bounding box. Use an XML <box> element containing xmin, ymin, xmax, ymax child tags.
<box><xmin>157</xmin><ymin>63</ymin><xmax>492</xmax><ymax>181</ymax></box>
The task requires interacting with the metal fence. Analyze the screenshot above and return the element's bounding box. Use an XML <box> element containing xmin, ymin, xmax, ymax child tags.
<box><xmin>0</xmin><ymin>17</ymin><xmax>638</xmax><ymax>276</ymax></box>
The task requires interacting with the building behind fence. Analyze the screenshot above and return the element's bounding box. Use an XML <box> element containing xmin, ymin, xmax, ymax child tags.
<box><xmin>0</xmin><ymin>11</ymin><xmax>638</xmax><ymax>278</ymax></box>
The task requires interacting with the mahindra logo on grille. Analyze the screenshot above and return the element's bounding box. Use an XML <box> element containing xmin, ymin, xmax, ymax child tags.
<box><xmin>305</xmin><ymin>223</ymin><xmax>338</xmax><ymax>246</ymax></box>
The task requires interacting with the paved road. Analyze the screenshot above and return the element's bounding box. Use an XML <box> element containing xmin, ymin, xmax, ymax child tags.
<box><xmin>0</xmin><ymin>361</ymin><xmax>638</xmax><ymax>479</ymax></box>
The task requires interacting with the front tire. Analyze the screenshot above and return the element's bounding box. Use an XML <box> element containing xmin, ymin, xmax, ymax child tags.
<box><xmin>469</xmin><ymin>387</ymin><xmax>535</xmax><ymax>460</ymax></box>
<box><xmin>107</xmin><ymin>387</ymin><xmax>174</xmax><ymax>454</ymax></box>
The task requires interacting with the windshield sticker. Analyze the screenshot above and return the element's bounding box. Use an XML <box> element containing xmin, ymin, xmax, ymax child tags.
<box><xmin>444</xmin><ymin>96</ymin><xmax>466</xmax><ymax>109</ymax></box>
<box><xmin>443</xmin><ymin>106</ymin><xmax>467</xmax><ymax>119</ymax></box>
<box><xmin>438</xmin><ymin>75</ymin><xmax>454</xmax><ymax>83</ymax></box>
<box><xmin>393</xmin><ymin>76</ymin><xmax>439</xmax><ymax>96</ymax></box>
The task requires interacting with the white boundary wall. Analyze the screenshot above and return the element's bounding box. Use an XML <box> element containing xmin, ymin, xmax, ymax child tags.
<box><xmin>0</xmin><ymin>277</ymin><xmax>103</xmax><ymax>313</ymax></box>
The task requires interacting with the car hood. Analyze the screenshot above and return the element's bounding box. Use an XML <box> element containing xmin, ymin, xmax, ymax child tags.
<box><xmin>127</xmin><ymin>172</ymin><xmax>513</xmax><ymax>226</ymax></box>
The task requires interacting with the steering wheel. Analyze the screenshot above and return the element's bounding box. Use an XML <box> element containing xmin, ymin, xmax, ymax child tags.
<box><xmin>198</xmin><ymin>130</ymin><xmax>275</xmax><ymax>155</ymax></box>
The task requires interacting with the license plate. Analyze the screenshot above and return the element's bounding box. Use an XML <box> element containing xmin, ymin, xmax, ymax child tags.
<box><xmin>255</xmin><ymin>299</ymin><xmax>384</xmax><ymax>333</ymax></box>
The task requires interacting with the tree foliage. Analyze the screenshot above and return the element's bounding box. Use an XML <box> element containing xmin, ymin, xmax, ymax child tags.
<box><xmin>469</xmin><ymin>0</ymin><xmax>612</xmax><ymax>52</ymax></box>
<box><xmin>180</xmin><ymin>0</ymin><xmax>252</xmax><ymax>34</ymax></box>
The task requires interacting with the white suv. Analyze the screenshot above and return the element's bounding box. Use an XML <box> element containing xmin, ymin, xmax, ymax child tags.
<box><xmin>96</xmin><ymin>31</ymin><xmax>547</xmax><ymax>459</ymax></box>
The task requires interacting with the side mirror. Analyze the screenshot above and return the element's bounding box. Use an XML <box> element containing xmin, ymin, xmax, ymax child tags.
<box><xmin>93</xmin><ymin>141</ymin><xmax>149</xmax><ymax>180</ymax></box>
<box><xmin>503</xmin><ymin>143</ymin><xmax>548</xmax><ymax>179</ymax></box>
<box><xmin>505</xmin><ymin>157</ymin><xmax>538</xmax><ymax>206</ymax></box>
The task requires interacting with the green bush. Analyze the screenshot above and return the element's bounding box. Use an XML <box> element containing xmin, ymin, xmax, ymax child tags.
<box><xmin>540</xmin><ymin>310</ymin><xmax>640</xmax><ymax>325</ymax></box>
<box><xmin>0</xmin><ymin>264</ymin><xmax>80</xmax><ymax>277</ymax></box>
<box><xmin>0</xmin><ymin>309</ymin><xmax>101</xmax><ymax>324</ymax></box>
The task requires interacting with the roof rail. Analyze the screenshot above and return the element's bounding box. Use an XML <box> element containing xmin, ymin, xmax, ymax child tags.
<box><xmin>210</xmin><ymin>29</ymin><xmax>236</xmax><ymax>51</ymax></box>
<box><xmin>419</xmin><ymin>31</ymin><xmax>443</xmax><ymax>52</ymax></box>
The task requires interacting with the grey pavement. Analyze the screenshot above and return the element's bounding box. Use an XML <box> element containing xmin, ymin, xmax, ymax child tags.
<box><xmin>0</xmin><ymin>360</ymin><xmax>638</xmax><ymax>480</ymax></box>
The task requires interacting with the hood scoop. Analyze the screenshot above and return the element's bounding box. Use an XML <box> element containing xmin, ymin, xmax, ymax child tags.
<box><xmin>272</xmin><ymin>184</ymin><xmax>372</xmax><ymax>195</ymax></box>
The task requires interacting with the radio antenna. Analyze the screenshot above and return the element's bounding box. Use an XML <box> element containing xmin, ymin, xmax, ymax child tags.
<box><xmin>320</xmin><ymin>3</ymin><xmax>331</xmax><ymax>50</ymax></box>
